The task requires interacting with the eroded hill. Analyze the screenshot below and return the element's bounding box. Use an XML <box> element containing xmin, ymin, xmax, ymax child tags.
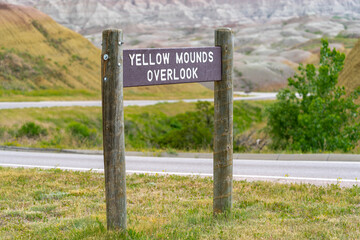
<box><xmin>6</xmin><ymin>0</ymin><xmax>360</xmax><ymax>92</ymax></box>
<box><xmin>0</xmin><ymin>3</ymin><xmax>212</xmax><ymax>100</ymax></box>
<box><xmin>0</xmin><ymin>3</ymin><xmax>100</xmax><ymax>93</ymax></box>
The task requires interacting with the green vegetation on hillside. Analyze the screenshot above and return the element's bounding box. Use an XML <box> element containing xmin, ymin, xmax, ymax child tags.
<box><xmin>267</xmin><ymin>40</ymin><xmax>360</xmax><ymax>152</ymax></box>
<box><xmin>0</xmin><ymin>47</ymin><xmax>100</xmax><ymax>100</ymax></box>
<box><xmin>1</xmin><ymin>167</ymin><xmax>359</xmax><ymax>239</ymax></box>
<box><xmin>125</xmin><ymin>101</ymin><xmax>263</xmax><ymax>151</ymax></box>
<box><xmin>0</xmin><ymin>89</ymin><xmax>100</xmax><ymax>102</ymax></box>
<box><xmin>2</xmin><ymin>96</ymin><xmax>360</xmax><ymax>153</ymax></box>
<box><xmin>0</xmin><ymin>101</ymin><xmax>266</xmax><ymax>152</ymax></box>
<box><xmin>0</xmin><ymin>4</ymin><xmax>101</xmax><ymax>95</ymax></box>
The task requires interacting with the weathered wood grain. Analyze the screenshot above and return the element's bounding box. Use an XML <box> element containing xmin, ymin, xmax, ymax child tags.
<box><xmin>213</xmin><ymin>28</ymin><xmax>234</xmax><ymax>214</ymax></box>
<box><xmin>101</xmin><ymin>29</ymin><xmax>126</xmax><ymax>230</ymax></box>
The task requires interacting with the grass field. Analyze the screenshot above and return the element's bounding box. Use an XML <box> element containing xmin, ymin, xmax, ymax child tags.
<box><xmin>0</xmin><ymin>85</ymin><xmax>214</xmax><ymax>102</ymax></box>
<box><xmin>0</xmin><ymin>102</ymin><xmax>199</xmax><ymax>150</ymax></box>
<box><xmin>0</xmin><ymin>167</ymin><xmax>359</xmax><ymax>239</ymax></box>
<box><xmin>0</xmin><ymin>89</ymin><xmax>101</xmax><ymax>102</ymax></box>
<box><xmin>0</xmin><ymin>101</ymin><xmax>267</xmax><ymax>152</ymax></box>
<box><xmin>1</xmin><ymin>100</ymin><xmax>360</xmax><ymax>154</ymax></box>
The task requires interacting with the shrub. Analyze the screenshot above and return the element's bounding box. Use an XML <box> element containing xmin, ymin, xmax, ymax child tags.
<box><xmin>266</xmin><ymin>39</ymin><xmax>360</xmax><ymax>152</ymax></box>
<box><xmin>67</xmin><ymin>122</ymin><xmax>95</xmax><ymax>139</ymax></box>
<box><xmin>17</xmin><ymin>122</ymin><xmax>47</xmax><ymax>138</ymax></box>
<box><xmin>124</xmin><ymin>101</ymin><xmax>264</xmax><ymax>151</ymax></box>
<box><xmin>66</xmin><ymin>121</ymin><xmax>99</xmax><ymax>147</ymax></box>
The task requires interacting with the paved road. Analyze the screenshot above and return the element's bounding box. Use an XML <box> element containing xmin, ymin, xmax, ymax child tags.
<box><xmin>1</xmin><ymin>150</ymin><xmax>359</xmax><ymax>187</ymax></box>
<box><xmin>0</xmin><ymin>92</ymin><xmax>277</xmax><ymax>109</ymax></box>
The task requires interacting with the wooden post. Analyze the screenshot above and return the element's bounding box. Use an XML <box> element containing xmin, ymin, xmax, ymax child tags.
<box><xmin>101</xmin><ymin>29</ymin><xmax>126</xmax><ymax>230</ymax></box>
<box><xmin>213</xmin><ymin>28</ymin><xmax>234</xmax><ymax>214</ymax></box>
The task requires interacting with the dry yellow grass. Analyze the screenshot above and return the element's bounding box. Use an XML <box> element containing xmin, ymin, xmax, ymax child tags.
<box><xmin>1</xmin><ymin>167</ymin><xmax>360</xmax><ymax>239</ymax></box>
<box><xmin>0</xmin><ymin>3</ymin><xmax>100</xmax><ymax>91</ymax></box>
<box><xmin>338</xmin><ymin>38</ymin><xmax>360</xmax><ymax>103</ymax></box>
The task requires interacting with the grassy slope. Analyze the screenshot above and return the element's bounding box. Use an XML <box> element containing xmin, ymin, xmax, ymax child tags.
<box><xmin>0</xmin><ymin>101</ymin><xmax>267</xmax><ymax>152</ymax></box>
<box><xmin>0</xmin><ymin>4</ymin><xmax>100</xmax><ymax>93</ymax></box>
<box><xmin>1</xmin><ymin>167</ymin><xmax>359</xmax><ymax>239</ymax></box>
<box><xmin>0</xmin><ymin>3</ymin><xmax>213</xmax><ymax>101</ymax></box>
<box><xmin>0</xmin><ymin>102</ymin><xmax>199</xmax><ymax>150</ymax></box>
<box><xmin>2</xmin><ymin>100</ymin><xmax>359</xmax><ymax>153</ymax></box>
<box><xmin>338</xmin><ymin>38</ymin><xmax>360</xmax><ymax>103</ymax></box>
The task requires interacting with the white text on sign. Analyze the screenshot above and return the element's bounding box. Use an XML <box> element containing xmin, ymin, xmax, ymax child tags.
<box><xmin>128</xmin><ymin>51</ymin><xmax>214</xmax><ymax>82</ymax></box>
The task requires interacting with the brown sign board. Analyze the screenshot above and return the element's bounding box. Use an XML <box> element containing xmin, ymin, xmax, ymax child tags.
<box><xmin>123</xmin><ymin>47</ymin><xmax>221</xmax><ymax>87</ymax></box>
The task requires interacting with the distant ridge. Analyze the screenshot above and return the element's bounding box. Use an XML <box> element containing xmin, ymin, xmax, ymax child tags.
<box><xmin>4</xmin><ymin>0</ymin><xmax>360</xmax><ymax>35</ymax></box>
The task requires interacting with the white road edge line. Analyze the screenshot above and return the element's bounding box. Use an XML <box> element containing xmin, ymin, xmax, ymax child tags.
<box><xmin>1</xmin><ymin>163</ymin><xmax>359</xmax><ymax>183</ymax></box>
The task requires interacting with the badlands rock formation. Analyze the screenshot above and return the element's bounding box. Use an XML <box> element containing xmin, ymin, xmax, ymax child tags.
<box><xmin>5</xmin><ymin>0</ymin><xmax>360</xmax><ymax>91</ymax></box>
<box><xmin>4</xmin><ymin>0</ymin><xmax>360</xmax><ymax>35</ymax></box>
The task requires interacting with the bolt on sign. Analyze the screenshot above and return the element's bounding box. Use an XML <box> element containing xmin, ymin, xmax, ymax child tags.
<box><xmin>123</xmin><ymin>47</ymin><xmax>222</xmax><ymax>87</ymax></box>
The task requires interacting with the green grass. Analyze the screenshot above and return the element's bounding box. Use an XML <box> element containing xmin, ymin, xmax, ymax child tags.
<box><xmin>0</xmin><ymin>101</ymin><xmax>267</xmax><ymax>152</ymax></box>
<box><xmin>124</xmin><ymin>101</ymin><xmax>198</xmax><ymax>116</ymax></box>
<box><xmin>1</xmin><ymin>100</ymin><xmax>360</xmax><ymax>154</ymax></box>
<box><xmin>0</xmin><ymin>102</ymin><xmax>199</xmax><ymax>150</ymax></box>
<box><xmin>0</xmin><ymin>87</ymin><xmax>214</xmax><ymax>102</ymax></box>
<box><xmin>123</xmin><ymin>87</ymin><xmax>213</xmax><ymax>100</ymax></box>
<box><xmin>0</xmin><ymin>167</ymin><xmax>359</xmax><ymax>239</ymax></box>
<box><xmin>0</xmin><ymin>89</ymin><xmax>101</xmax><ymax>102</ymax></box>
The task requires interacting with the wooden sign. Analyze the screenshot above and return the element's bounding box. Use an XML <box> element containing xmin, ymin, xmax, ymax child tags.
<box><xmin>101</xmin><ymin>28</ymin><xmax>233</xmax><ymax>231</ymax></box>
<box><xmin>123</xmin><ymin>47</ymin><xmax>221</xmax><ymax>87</ymax></box>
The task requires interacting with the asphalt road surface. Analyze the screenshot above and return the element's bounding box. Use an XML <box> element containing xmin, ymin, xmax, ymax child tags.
<box><xmin>0</xmin><ymin>92</ymin><xmax>277</xmax><ymax>109</ymax></box>
<box><xmin>1</xmin><ymin>150</ymin><xmax>359</xmax><ymax>187</ymax></box>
